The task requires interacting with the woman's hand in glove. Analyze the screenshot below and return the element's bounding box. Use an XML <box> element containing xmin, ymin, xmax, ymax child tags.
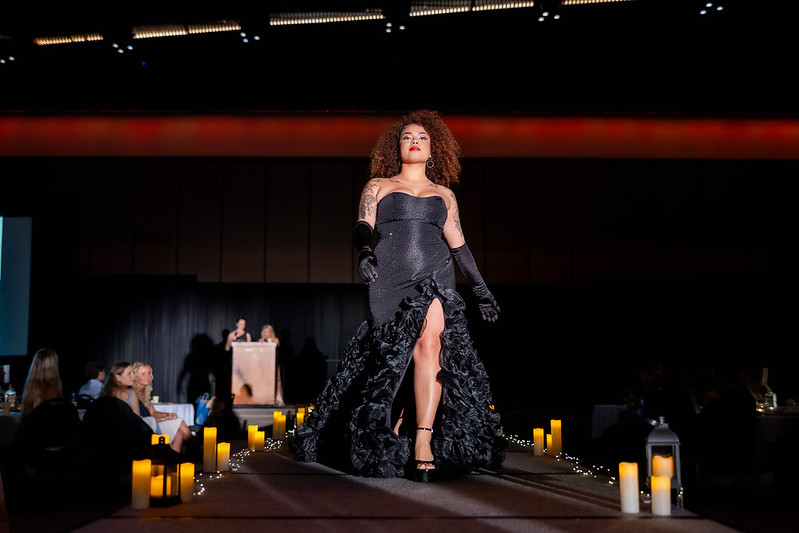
<box><xmin>358</xmin><ymin>250</ymin><xmax>378</xmax><ymax>283</ymax></box>
<box><xmin>355</xmin><ymin>220</ymin><xmax>378</xmax><ymax>283</ymax></box>
<box><xmin>475</xmin><ymin>287</ymin><xmax>500</xmax><ymax>322</ymax></box>
<box><xmin>450</xmin><ymin>243</ymin><xmax>500</xmax><ymax>322</ymax></box>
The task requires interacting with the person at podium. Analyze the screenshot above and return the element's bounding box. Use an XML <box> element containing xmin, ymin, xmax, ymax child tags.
<box><xmin>258</xmin><ymin>324</ymin><xmax>280</xmax><ymax>346</ymax></box>
<box><xmin>225</xmin><ymin>316</ymin><xmax>251</xmax><ymax>351</ymax></box>
<box><xmin>257</xmin><ymin>324</ymin><xmax>284</xmax><ymax>406</ymax></box>
<box><xmin>221</xmin><ymin>317</ymin><xmax>250</xmax><ymax>405</ymax></box>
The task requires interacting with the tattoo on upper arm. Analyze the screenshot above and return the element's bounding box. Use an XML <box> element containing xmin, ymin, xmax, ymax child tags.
<box><xmin>359</xmin><ymin>180</ymin><xmax>379</xmax><ymax>219</ymax></box>
<box><xmin>452</xmin><ymin>206</ymin><xmax>463</xmax><ymax>236</ymax></box>
<box><xmin>449</xmin><ymin>191</ymin><xmax>463</xmax><ymax>236</ymax></box>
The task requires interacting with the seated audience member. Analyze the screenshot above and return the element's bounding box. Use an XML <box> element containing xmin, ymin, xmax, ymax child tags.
<box><xmin>696</xmin><ymin>365</ymin><xmax>757</xmax><ymax>480</ymax></box>
<box><xmin>77</xmin><ymin>360</ymin><xmax>105</xmax><ymax>402</ymax></box>
<box><xmin>601</xmin><ymin>361</ymin><xmax>698</xmax><ymax>471</ymax></box>
<box><xmin>18</xmin><ymin>348</ymin><xmax>81</xmax><ymax>475</ymax></box>
<box><xmin>80</xmin><ymin>362</ymin><xmax>155</xmax><ymax>478</ymax></box>
<box><xmin>20</xmin><ymin>348</ymin><xmax>63</xmax><ymax>416</ymax></box>
<box><xmin>132</xmin><ymin>362</ymin><xmax>192</xmax><ymax>449</ymax></box>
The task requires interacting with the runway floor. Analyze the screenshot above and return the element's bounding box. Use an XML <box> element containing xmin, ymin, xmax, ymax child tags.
<box><xmin>8</xmin><ymin>435</ymin><xmax>794</xmax><ymax>533</ymax></box>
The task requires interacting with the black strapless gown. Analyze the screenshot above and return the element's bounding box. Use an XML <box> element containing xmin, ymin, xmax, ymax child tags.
<box><xmin>289</xmin><ymin>192</ymin><xmax>504</xmax><ymax>478</ymax></box>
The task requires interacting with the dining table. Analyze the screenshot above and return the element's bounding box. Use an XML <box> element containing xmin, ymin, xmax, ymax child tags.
<box><xmin>153</xmin><ymin>402</ymin><xmax>196</xmax><ymax>427</ymax></box>
<box><xmin>755</xmin><ymin>407</ymin><xmax>799</xmax><ymax>453</ymax></box>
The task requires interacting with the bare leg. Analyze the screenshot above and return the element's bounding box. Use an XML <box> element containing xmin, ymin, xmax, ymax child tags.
<box><xmin>413</xmin><ymin>298</ymin><xmax>444</xmax><ymax>470</ymax></box>
<box><xmin>393</xmin><ymin>408</ymin><xmax>404</xmax><ymax>435</ymax></box>
<box><xmin>169</xmin><ymin>420</ymin><xmax>193</xmax><ymax>453</ymax></box>
<box><xmin>170</xmin><ymin>425</ymin><xmax>186</xmax><ymax>453</ymax></box>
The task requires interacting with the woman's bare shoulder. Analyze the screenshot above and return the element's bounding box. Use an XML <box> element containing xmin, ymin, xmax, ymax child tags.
<box><xmin>433</xmin><ymin>184</ymin><xmax>457</xmax><ymax>208</ymax></box>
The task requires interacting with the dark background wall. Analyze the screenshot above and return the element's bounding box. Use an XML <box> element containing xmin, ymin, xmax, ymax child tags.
<box><xmin>2</xmin><ymin>155</ymin><xmax>797</xmax><ymax>420</ymax></box>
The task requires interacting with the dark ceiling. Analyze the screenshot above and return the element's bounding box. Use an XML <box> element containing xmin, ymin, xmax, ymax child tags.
<box><xmin>1</xmin><ymin>1</ymin><xmax>795</xmax><ymax>116</ymax></box>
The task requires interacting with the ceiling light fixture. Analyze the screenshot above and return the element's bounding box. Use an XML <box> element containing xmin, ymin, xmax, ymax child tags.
<box><xmin>410</xmin><ymin>1</ymin><xmax>536</xmax><ymax>17</ymax></box>
<box><xmin>33</xmin><ymin>33</ymin><xmax>103</xmax><ymax>46</ymax></box>
<box><xmin>561</xmin><ymin>0</ymin><xmax>636</xmax><ymax>5</ymax></box>
<box><xmin>472</xmin><ymin>1</ymin><xmax>538</xmax><ymax>11</ymax></box>
<box><xmin>269</xmin><ymin>10</ymin><xmax>385</xmax><ymax>26</ymax></box>
<box><xmin>187</xmin><ymin>21</ymin><xmax>243</xmax><ymax>35</ymax></box>
<box><xmin>132</xmin><ymin>21</ymin><xmax>241</xmax><ymax>40</ymax></box>
<box><xmin>133</xmin><ymin>25</ymin><xmax>188</xmax><ymax>39</ymax></box>
<box><xmin>699</xmin><ymin>2</ymin><xmax>725</xmax><ymax>15</ymax></box>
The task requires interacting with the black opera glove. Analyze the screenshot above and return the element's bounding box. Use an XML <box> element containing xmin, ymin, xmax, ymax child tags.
<box><xmin>450</xmin><ymin>243</ymin><xmax>500</xmax><ymax>322</ymax></box>
<box><xmin>354</xmin><ymin>220</ymin><xmax>378</xmax><ymax>283</ymax></box>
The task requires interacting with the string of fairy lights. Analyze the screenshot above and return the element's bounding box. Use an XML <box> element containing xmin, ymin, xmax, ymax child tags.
<box><xmin>193</xmin><ymin>434</ymin><xmax>283</xmax><ymax>497</ymax></box>
<box><xmin>189</xmin><ymin>426</ymin><xmax>622</xmax><ymax>501</ymax></box>
<box><xmin>0</xmin><ymin>1</ymin><xmax>730</xmax><ymax>67</ymax></box>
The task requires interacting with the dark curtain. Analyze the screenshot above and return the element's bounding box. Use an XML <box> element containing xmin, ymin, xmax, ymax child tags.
<box><xmin>73</xmin><ymin>276</ymin><xmax>369</xmax><ymax>404</ymax></box>
<box><xmin>47</xmin><ymin>274</ymin><xmax>798</xmax><ymax>421</ymax></box>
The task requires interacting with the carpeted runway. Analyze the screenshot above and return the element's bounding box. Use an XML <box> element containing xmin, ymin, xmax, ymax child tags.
<box><xmin>57</xmin><ymin>440</ymin><xmax>746</xmax><ymax>533</ymax></box>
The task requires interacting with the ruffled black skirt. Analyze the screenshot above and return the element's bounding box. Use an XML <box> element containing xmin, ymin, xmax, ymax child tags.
<box><xmin>289</xmin><ymin>279</ymin><xmax>505</xmax><ymax>478</ymax></box>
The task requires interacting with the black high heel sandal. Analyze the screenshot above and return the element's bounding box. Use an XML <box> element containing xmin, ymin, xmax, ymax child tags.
<box><xmin>415</xmin><ymin>427</ymin><xmax>435</xmax><ymax>483</ymax></box>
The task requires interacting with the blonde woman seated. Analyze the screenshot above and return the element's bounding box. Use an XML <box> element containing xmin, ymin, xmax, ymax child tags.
<box><xmin>103</xmin><ymin>361</ymin><xmax>184</xmax><ymax>453</ymax></box>
<box><xmin>133</xmin><ymin>362</ymin><xmax>192</xmax><ymax>447</ymax></box>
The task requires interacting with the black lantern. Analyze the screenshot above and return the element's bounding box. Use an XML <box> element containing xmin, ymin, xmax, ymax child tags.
<box><xmin>147</xmin><ymin>436</ymin><xmax>182</xmax><ymax>507</ymax></box>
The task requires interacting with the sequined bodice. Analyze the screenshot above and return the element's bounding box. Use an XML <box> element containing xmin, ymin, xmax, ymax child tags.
<box><xmin>369</xmin><ymin>192</ymin><xmax>454</xmax><ymax>325</ymax></box>
<box><xmin>375</xmin><ymin>192</ymin><xmax>448</xmax><ymax>278</ymax></box>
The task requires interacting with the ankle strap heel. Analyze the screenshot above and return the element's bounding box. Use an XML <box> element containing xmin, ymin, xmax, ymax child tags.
<box><xmin>414</xmin><ymin>427</ymin><xmax>436</xmax><ymax>483</ymax></box>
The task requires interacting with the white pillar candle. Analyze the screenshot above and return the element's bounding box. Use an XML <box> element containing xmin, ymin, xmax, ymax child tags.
<box><xmin>546</xmin><ymin>434</ymin><xmax>552</xmax><ymax>454</ymax></box>
<box><xmin>247</xmin><ymin>425</ymin><xmax>258</xmax><ymax>452</ymax></box>
<box><xmin>533</xmin><ymin>428</ymin><xmax>544</xmax><ymax>457</ymax></box>
<box><xmin>273</xmin><ymin>411</ymin><xmax>284</xmax><ymax>440</ymax></box>
<box><xmin>217</xmin><ymin>442</ymin><xmax>230</xmax><ymax>471</ymax></box>
<box><xmin>651</xmin><ymin>475</ymin><xmax>671</xmax><ymax>516</ymax></box>
<box><xmin>254</xmin><ymin>430</ymin><xmax>265</xmax><ymax>451</ymax></box>
<box><xmin>550</xmin><ymin>419</ymin><xmax>562</xmax><ymax>456</ymax></box>
<box><xmin>131</xmin><ymin>459</ymin><xmax>151</xmax><ymax>509</ymax></box>
<box><xmin>203</xmin><ymin>427</ymin><xmax>217</xmax><ymax>472</ymax></box>
<box><xmin>652</xmin><ymin>455</ymin><xmax>673</xmax><ymax>478</ymax></box>
<box><xmin>180</xmin><ymin>462</ymin><xmax>194</xmax><ymax>503</ymax></box>
<box><xmin>277</xmin><ymin>413</ymin><xmax>286</xmax><ymax>440</ymax></box>
<box><xmin>619</xmin><ymin>462</ymin><xmax>640</xmax><ymax>513</ymax></box>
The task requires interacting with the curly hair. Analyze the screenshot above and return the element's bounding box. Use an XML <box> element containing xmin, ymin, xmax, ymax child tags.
<box><xmin>369</xmin><ymin>109</ymin><xmax>462</xmax><ymax>187</ymax></box>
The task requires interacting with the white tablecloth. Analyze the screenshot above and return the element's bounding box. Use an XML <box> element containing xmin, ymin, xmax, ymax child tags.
<box><xmin>154</xmin><ymin>403</ymin><xmax>195</xmax><ymax>427</ymax></box>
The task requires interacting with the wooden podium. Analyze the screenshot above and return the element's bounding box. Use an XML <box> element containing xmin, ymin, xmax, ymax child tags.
<box><xmin>231</xmin><ymin>341</ymin><xmax>277</xmax><ymax>405</ymax></box>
